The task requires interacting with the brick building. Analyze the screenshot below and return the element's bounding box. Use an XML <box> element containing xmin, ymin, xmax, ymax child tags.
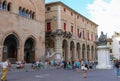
<box><xmin>0</xmin><ymin>0</ymin><xmax>45</xmax><ymax>63</ymax></box>
<box><xmin>45</xmin><ymin>1</ymin><xmax>98</xmax><ymax>62</ymax></box>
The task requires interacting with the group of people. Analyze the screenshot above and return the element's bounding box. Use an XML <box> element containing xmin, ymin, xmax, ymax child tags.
<box><xmin>61</xmin><ymin>59</ymin><xmax>95</xmax><ymax>78</ymax></box>
<box><xmin>1</xmin><ymin>58</ymin><xmax>120</xmax><ymax>81</ymax></box>
<box><xmin>31</xmin><ymin>60</ymin><xmax>44</xmax><ymax>70</ymax></box>
<box><xmin>51</xmin><ymin>58</ymin><xmax>95</xmax><ymax>78</ymax></box>
<box><xmin>16</xmin><ymin>60</ymin><xmax>25</xmax><ymax>69</ymax></box>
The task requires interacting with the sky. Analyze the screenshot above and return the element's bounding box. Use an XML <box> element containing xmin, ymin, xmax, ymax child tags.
<box><xmin>45</xmin><ymin>0</ymin><xmax>120</xmax><ymax>37</ymax></box>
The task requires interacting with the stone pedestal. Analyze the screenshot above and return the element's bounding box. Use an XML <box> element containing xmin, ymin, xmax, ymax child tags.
<box><xmin>96</xmin><ymin>46</ymin><xmax>112</xmax><ymax>69</ymax></box>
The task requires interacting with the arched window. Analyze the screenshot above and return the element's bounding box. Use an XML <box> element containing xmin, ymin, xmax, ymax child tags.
<box><xmin>2</xmin><ymin>1</ymin><xmax>7</xmax><ymax>11</ymax></box>
<box><xmin>26</xmin><ymin>9</ymin><xmax>29</xmax><ymax>18</ymax></box>
<box><xmin>7</xmin><ymin>2</ymin><xmax>11</xmax><ymax>11</ymax></box>
<box><xmin>32</xmin><ymin>12</ymin><xmax>35</xmax><ymax>19</ymax></box>
<box><xmin>18</xmin><ymin>7</ymin><xmax>35</xmax><ymax>19</ymax></box>
<box><xmin>22</xmin><ymin>8</ymin><xmax>25</xmax><ymax>16</ymax></box>
<box><xmin>18</xmin><ymin>7</ymin><xmax>22</xmax><ymax>15</ymax></box>
<box><xmin>29</xmin><ymin>10</ymin><xmax>32</xmax><ymax>19</ymax></box>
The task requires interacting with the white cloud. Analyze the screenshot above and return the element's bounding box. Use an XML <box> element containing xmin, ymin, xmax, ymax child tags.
<box><xmin>87</xmin><ymin>0</ymin><xmax>120</xmax><ymax>37</ymax></box>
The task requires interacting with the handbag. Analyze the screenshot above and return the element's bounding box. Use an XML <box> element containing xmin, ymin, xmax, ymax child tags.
<box><xmin>83</xmin><ymin>66</ymin><xmax>87</xmax><ymax>70</ymax></box>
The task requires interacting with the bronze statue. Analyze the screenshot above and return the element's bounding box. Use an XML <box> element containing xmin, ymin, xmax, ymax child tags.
<box><xmin>98</xmin><ymin>31</ymin><xmax>107</xmax><ymax>46</ymax></box>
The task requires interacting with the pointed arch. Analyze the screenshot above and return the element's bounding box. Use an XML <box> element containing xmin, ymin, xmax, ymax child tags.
<box><xmin>19</xmin><ymin>6</ymin><xmax>22</xmax><ymax>15</ymax></box>
<box><xmin>29</xmin><ymin>10</ymin><xmax>32</xmax><ymax>18</ymax></box>
<box><xmin>1</xmin><ymin>32</ymin><xmax>20</xmax><ymax>46</ymax></box>
<box><xmin>7</xmin><ymin>2</ymin><xmax>11</xmax><ymax>11</ymax></box>
<box><xmin>2</xmin><ymin>0</ymin><xmax>7</xmax><ymax>10</ymax></box>
<box><xmin>32</xmin><ymin>12</ymin><xmax>35</xmax><ymax>19</ymax></box>
<box><xmin>24</xmin><ymin>36</ymin><xmax>36</xmax><ymax>63</ymax></box>
<box><xmin>26</xmin><ymin>9</ymin><xmax>29</xmax><ymax>18</ymax></box>
<box><xmin>2</xmin><ymin>33</ymin><xmax>20</xmax><ymax>62</ymax></box>
<box><xmin>22</xmin><ymin>8</ymin><xmax>26</xmax><ymax>16</ymax></box>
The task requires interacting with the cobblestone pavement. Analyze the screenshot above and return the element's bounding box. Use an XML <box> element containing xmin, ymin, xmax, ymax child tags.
<box><xmin>1</xmin><ymin>67</ymin><xmax>119</xmax><ymax>81</ymax></box>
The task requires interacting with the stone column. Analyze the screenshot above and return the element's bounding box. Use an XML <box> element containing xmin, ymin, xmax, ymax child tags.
<box><xmin>84</xmin><ymin>47</ymin><xmax>87</xmax><ymax>59</ymax></box>
<box><xmin>34</xmin><ymin>48</ymin><xmax>37</xmax><ymax>61</ymax></box>
<box><xmin>81</xmin><ymin>47</ymin><xmax>84</xmax><ymax>59</ymax></box>
<box><xmin>17</xmin><ymin>47</ymin><xmax>21</xmax><ymax>61</ymax></box>
<box><xmin>92</xmin><ymin>48</ymin><xmax>95</xmax><ymax>60</ymax></box>
<box><xmin>95</xmin><ymin>47</ymin><xmax>98</xmax><ymax>61</ymax></box>
<box><xmin>0</xmin><ymin>45</ymin><xmax>3</xmax><ymax>61</ymax></box>
<box><xmin>78</xmin><ymin>47</ymin><xmax>81</xmax><ymax>60</ymax></box>
<box><xmin>73</xmin><ymin>44</ymin><xmax>76</xmax><ymax>60</ymax></box>
<box><xmin>93</xmin><ymin>46</ymin><xmax>97</xmax><ymax>61</ymax></box>
<box><xmin>19</xmin><ymin>46</ymin><xmax>24</xmax><ymax>61</ymax></box>
<box><xmin>58</xmin><ymin>5</ymin><xmax>61</xmax><ymax>29</ymax></box>
<box><xmin>79</xmin><ymin>47</ymin><xmax>82</xmax><ymax>60</ymax></box>
<box><xmin>55</xmin><ymin>36</ymin><xmax>62</xmax><ymax>55</ymax></box>
<box><xmin>89</xmin><ymin>48</ymin><xmax>92</xmax><ymax>60</ymax></box>
<box><xmin>91</xmin><ymin>46</ymin><xmax>94</xmax><ymax>60</ymax></box>
<box><xmin>67</xmin><ymin>41</ymin><xmax>70</xmax><ymax>62</ymax></box>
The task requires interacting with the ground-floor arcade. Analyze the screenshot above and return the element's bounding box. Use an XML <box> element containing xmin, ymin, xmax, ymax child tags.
<box><xmin>46</xmin><ymin>35</ymin><xmax>96</xmax><ymax>62</ymax></box>
<box><xmin>0</xmin><ymin>32</ymin><xmax>45</xmax><ymax>63</ymax></box>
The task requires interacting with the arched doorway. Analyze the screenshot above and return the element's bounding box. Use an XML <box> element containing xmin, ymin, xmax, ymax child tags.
<box><xmin>24</xmin><ymin>38</ymin><xmax>35</xmax><ymax>63</ymax></box>
<box><xmin>62</xmin><ymin>39</ymin><xmax>68</xmax><ymax>61</ymax></box>
<box><xmin>76</xmin><ymin>43</ymin><xmax>80</xmax><ymax>60</ymax></box>
<box><xmin>70</xmin><ymin>41</ymin><xmax>75</xmax><ymax>61</ymax></box>
<box><xmin>3</xmin><ymin>34</ymin><xmax>19</xmax><ymax>62</ymax></box>
<box><xmin>87</xmin><ymin>45</ymin><xmax>90</xmax><ymax>60</ymax></box>
<box><xmin>82</xmin><ymin>44</ymin><xmax>85</xmax><ymax>59</ymax></box>
<box><xmin>7</xmin><ymin>2</ymin><xmax>11</xmax><ymax>11</ymax></box>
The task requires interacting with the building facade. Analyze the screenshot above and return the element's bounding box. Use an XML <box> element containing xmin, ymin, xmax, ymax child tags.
<box><xmin>112</xmin><ymin>32</ymin><xmax>120</xmax><ymax>59</ymax></box>
<box><xmin>107</xmin><ymin>38</ymin><xmax>113</xmax><ymax>57</ymax></box>
<box><xmin>0</xmin><ymin>0</ymin><xmax>45</xmax><ymax>63</ymax></box>
<box><xmin>45</xmin><ymin>1</ymin><xmax>98</xmax><ymax>62</ymax></box>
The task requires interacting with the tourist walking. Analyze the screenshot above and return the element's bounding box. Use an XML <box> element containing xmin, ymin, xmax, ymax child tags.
<box><xmin>31</xmin><ymin>60</ymin><xmax>37</xmax><ymax>70</ymax></box>
<box><xmin>81</xmin><ymin>59</ymin><xmax>88</xmax><ymax>78</ymax></box>
<box><xmin>89</xmin><ymin>60</ymin><xmax>94</xmax><ymax>71</ymax></box>
<box><xmin>114</xmin><ymin>59</ymin><xmax>120</xmax><ymax>77</ymax></box>
<box><xmin>63</xmin><ymin>60</ymin><xmax>67</xmax><ymax>69</ymax></box>
<box><xmin>75</xmin><ymin>60</ymin><xmax>81</xmax><ymax>72</ymax></box>
<box><xmin>1</xmin><ymin>58</ymin><xmax>11</xmax><ymax>81</ymax></box>
<box><xmin>81</xmin><ymin>63</ymin><xmax>88</xmax><ymax>78</ymax></box>
<box><xmin>84</xmin><ymin>59</ymin><xmax>89</xmax><ymax>70</ymax></box>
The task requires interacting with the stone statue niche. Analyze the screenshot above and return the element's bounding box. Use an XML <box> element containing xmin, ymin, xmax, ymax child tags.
<box><xmin>98</xmin><ymin>31</ymin><xmax>107</xmax><ymax>46</ymax></box>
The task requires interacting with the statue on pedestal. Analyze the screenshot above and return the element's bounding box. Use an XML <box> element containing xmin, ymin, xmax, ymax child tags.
<box><xmin>98</xmin><ymin>31</ymin><xmax>107</xmax><ymax>46</ymax></box>
<box><xmin>96</xmin><ymin>31</ymin><xmax>112</xmax><ymax>69</ymax></box>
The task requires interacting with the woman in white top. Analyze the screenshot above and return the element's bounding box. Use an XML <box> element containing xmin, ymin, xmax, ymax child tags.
<box><xmin>1</xmin><ymin>58</ymin><xmax>11</xmax><ymax>81</ymax></box>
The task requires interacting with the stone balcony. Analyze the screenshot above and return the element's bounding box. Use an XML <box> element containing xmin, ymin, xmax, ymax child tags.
<box><xmin>46</xmin><ymin>29</ymin><xmax>72</xmax><ymax>39</ymax></box>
